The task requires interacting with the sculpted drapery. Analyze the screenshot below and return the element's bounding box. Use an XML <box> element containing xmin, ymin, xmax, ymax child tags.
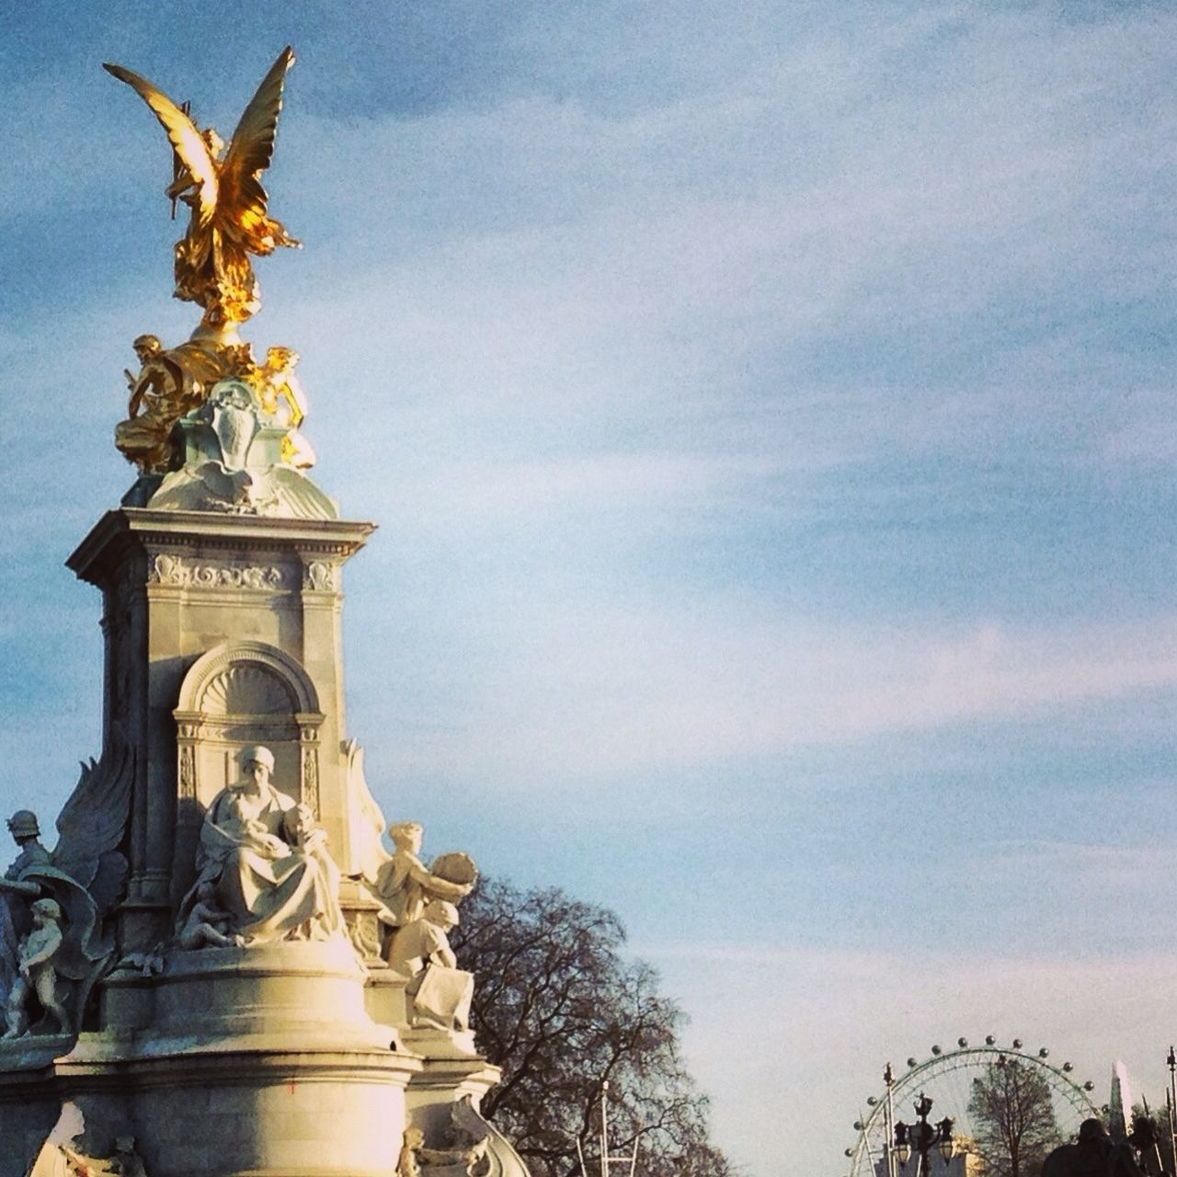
<box><xmin>179</xmin><ymin>746</ymin><xmax>343</xmax><ymax>945</ymax></box>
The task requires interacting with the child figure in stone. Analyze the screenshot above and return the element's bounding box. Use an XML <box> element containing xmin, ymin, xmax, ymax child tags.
<box><xmin>396</xmin><ymin>1125</ymin><xmax>487</xmax><ymax>1177</ymax></box>
<box><xmin>3</xmin><ymin>897</ymin><xmax>69</xmax><ymax>1038</ymax></box>
<box><xmin>224</xmin><ymin>791</ymin><xmax>289</xmax><ymax>861</ymax></box>
<box><xmin>177</xmin><ymin>882</ymin><xmax>246</xmax><ymax>949</ymax></box>
<box><xmin>376</xmin><ymin>822</ymin><xmax>474</xmax><ymax>947</ymax></box>
<box><xmin>387</xmin><ymin>898</ymin><xmax>474</xmax><ymax>1032</ymax></box>
<box><xmin>283</xmin><ymin>802</ymin><xmax>329</xmax><ymax>858</ymax></box>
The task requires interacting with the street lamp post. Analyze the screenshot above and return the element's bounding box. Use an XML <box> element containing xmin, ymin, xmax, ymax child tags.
<box><xmin>894</xmin><ymin>1093</ymin><xmax>955</xmax><ymax>1177</ymax></box>
<box><xmin>884</xmin><ymin>1064</ymin><xmax>898</xmax><ymax>1177</ymax></box>
<box><xmin>1166</xmin><ymin>1047</ymin><xmax>1177</xmax><ymax>1173</ymax></box>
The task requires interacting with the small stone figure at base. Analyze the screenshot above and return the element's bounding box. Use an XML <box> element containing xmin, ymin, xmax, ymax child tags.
<box><xmin>106</xmin><ymin>1136</ymin><xmax>150</xmax><ymax>1177</ymax></box>
<box><xmin>396</xmin><ymin>1125</ymin><xmax>487</xmax><ymax>1177</ymax></box>
<box><xmin>54</xmin><ymin>1133</ymin><xmax>150</xmax><ymax>1177</ymax></box>
<box><xmin>3</xmin><ymin>898</ymin><xmax>69</xmax><ymax>1039</ymax></box>
<box><xmin>388</xmin><ymin>899</ymin><xmax>474</xmax><ymax>1033</ymax></box>
<box><xmin>176</xmin><ymin>883</ymin><xmax>246</xmax><ymax>950</ymax></box>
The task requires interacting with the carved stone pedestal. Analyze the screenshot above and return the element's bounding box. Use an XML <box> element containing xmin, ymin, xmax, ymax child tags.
<box><xmin>2</xmin><ymin>1045</ymin><xmax>421</xmax><ymax>1177</ymax></box>
<box><xmin>105</xmin><ymin>941</ymin><xmax>394</xmax><ymax>1049</ymax></box>
<box><xmin>1</xmin><ymin>943</ymin><xmax>423</xmax><ymax>1177</ymax></box>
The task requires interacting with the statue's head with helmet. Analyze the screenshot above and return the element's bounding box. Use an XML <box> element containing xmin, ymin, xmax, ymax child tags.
<box><xmin>7</xmin><ymin>810</ymin><xmax>41</xmax><ymax>843</ymax></box>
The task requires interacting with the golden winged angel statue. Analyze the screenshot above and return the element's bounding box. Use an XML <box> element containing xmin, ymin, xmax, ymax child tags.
<box><xmin>104</xmin><ymin>46</ymin><xmax>300</xmax><ymax>333</ymax></box>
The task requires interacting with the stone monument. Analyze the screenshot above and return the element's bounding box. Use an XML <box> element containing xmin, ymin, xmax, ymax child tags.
<box><xmin>0</xmin><ymin>47</ymin><xmax>530</xmax><ymax>1177</ymax></box>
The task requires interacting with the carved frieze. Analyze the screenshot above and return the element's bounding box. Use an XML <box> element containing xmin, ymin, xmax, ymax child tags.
<box><xmin>147</xmin><ymin>553</ymin><xmax>292</xmax><ymax>590</ymax></box>
<box><xmin>345</xmin><ymin>908</ymin><xmax>383</xmax><ymax>963</ymax></box>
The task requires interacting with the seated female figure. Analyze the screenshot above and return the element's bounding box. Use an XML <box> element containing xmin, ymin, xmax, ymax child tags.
<box><xmin>178</xmin><ymin>746</ymin><xmax>343</xmax><ymax>946</ymax></box>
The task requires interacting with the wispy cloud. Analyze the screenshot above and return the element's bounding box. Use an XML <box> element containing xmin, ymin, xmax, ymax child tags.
<box><xmin>354</xmin><ymin>609</ymin><xmax>1177</xmax><ymax>789</ymax></box>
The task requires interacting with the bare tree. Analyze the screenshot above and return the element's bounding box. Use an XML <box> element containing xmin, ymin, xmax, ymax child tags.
<box><xmin>968</xmin><ymin>1059</ymin><xmax>1062</xmax><ymax>1177</ymax></box>
<box><xmin>450</xmin><ymin>878</ymin><xmax>735</xmax><ymax>1177</ymax></box>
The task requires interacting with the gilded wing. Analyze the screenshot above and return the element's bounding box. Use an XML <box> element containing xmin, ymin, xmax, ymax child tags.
<box><xmin>104</xmin><ymin>62</ymin><xmax>219</xmax><ymax>226</ymax></box>
<box><xmin>220</xmin><ymin>46</ymin><xmax>297</xmax><ymax>243</ymax></box>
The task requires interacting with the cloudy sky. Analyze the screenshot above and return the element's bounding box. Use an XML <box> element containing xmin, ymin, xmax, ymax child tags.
<box><xmin>1</xmin><ymin>3</ymin><xmax>1175</xmax><ymax>1174</ymax></box>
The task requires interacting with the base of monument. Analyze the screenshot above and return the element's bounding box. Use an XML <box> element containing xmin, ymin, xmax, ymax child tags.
<box><xmin>0</xmin><ymin>941</ymin><xmax>428</xmax><ymax>1177</ymax></box>
<box><xmin>404</xmin><ymin>1051</ymin><xmax>502</xmax><ymax>1142</ymax></box>
<box><xmin>101</xmin><ymin>939</ymin><xmax>397</xmax><ymax>1052</ymax></box>
<box><xmin>0</xmin><ymin>939</ymin><xmax>422</xmax><ymax>1175</ymax></box>
<box><xmin>15</xmin><ymin>1044</ymin><xmax>422</xmax><ymax>1177</ymax></box>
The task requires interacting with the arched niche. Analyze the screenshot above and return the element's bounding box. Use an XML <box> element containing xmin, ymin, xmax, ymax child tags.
<box><xmin>173</xmin><ymin>641</ymin><xmax>325</xmax><ymax>816</ymax></box>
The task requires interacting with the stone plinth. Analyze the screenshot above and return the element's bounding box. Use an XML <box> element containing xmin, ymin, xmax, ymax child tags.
<box><xmin>1</xmin><ymin>943</ymin><xmax>422</xmax><ymax>1177</ymax></box>
<box><xmin>103</xmin><ymin>941</ymin><xmax>394</xmax><ymax>1050</ymax></box>
<box><xmin>2</xmin><ymin>1046</ymin><xmax>421</xmax><ymax>1177</ymax></box>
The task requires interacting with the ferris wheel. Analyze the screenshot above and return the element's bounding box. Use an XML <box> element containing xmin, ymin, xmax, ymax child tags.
<box><xmin>843</xmin><ymin>1037</ymin><xmax>1102</xmax><ymax>1177</ymax></box>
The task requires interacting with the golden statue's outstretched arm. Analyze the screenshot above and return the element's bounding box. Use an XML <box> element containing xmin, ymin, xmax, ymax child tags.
<box><xmin>102</xmin><ymin>62</ymin><xmax>219</xmax><ymax>226</ymax></box>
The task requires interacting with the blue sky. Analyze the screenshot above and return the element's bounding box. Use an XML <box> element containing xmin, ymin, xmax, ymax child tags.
<box><xmin>2</xmin><ymin>3</ymin><xmax>1176</xmax><ymax>1174</ymax></box>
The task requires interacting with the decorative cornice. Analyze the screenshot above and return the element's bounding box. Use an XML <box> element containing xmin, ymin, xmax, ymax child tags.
<box><xmin>67</xmin><ymin>508</ymin><xmax>375</xmax><ymax>588</ymax></box>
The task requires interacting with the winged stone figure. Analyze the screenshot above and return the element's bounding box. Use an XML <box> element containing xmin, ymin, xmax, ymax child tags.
<box><xmin>0</xmin><ymin>732</ymin><xmax>134</xmax><ymax>1039</ymax></box>
<box><xmin>104</xmin><ymin>47</ymin><xmax>300</xmax><ymax>332</ymax></box>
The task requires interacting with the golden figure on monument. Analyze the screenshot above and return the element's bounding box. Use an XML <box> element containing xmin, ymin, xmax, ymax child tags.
<box><xmin>105</xmin><ymin>49</ymin><xmax>323</xmax><ymax>488</ymax></box>
<box><xmin>104</xmin><ymin>46</ymin><xmax>300</xmax><ymax>333</ymax></box>
<box><xmin>114</xmin><ymin>333</ymin><xmax>256</xmax><ymax>474</ymax></box>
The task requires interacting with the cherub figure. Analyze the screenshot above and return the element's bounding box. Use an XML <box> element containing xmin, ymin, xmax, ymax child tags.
<box><xmin>247</xmin><ymin>346</ymin><xmax>315</xmax><ymax>469</ymax></box>
<box><xmin>397</xmin><ymin>1126</ymin><xmax>427</xmax><ymax>1177</ymax></box>
<box><xmin>105</xmin><ymin>48</ymin><xmax>300</xmax><ymax>330</ymax></box>
<box><xmin>282</xmin><ymin>802</ymin><xmax>330</xmax><ymax>859</ymax></box>
<box><xmin>3</xmin><ymin>897</ymin><xmax>69</xmax><ymax>1038</ymax></box>
<box><xmin>177</xmin><ymin>882</ymin><xmax>246</xmax><ymax>950</ymax></box>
